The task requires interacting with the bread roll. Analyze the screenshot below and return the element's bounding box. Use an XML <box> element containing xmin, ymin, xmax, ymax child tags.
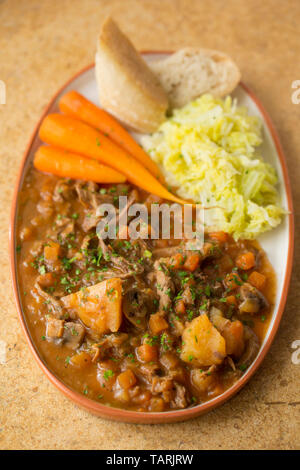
<box><xmin>95</xmin><ymin>17</ymin><xmax>168</xmax><ymax>133</ymax></box>
<box><xmin>150</xmin><ymin>48</ymin><xmax>241</xmax><ymax>109</ymax></box>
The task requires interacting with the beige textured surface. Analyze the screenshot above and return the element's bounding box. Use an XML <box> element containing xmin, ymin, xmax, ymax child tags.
<box><xmin>0</xmin><ymin>0</ymin><xmax>300</xmax><ymax>450</ymax></box>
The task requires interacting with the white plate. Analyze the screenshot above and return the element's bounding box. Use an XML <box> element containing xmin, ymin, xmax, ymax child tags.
<box><xmin>11</xmin><ymin>53</ymin><xmax>294</xmax><ymax>422</ymax></box>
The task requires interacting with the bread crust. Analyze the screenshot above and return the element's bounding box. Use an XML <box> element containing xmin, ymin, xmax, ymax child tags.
<box><xmin>95</xmin><ymin>17</ymin><xmax>168</xmax><ymax>133</ymax></box>
<box><xmin>150</xmin><ymin>47</ymin><xmax>241</xmax><ymax>109</ymax></box>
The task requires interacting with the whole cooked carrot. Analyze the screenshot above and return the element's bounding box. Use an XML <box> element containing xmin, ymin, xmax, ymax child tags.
<box><xmin>39</xmin><ymin>113</ymin><xmax>188</xmax><ymax>205</ymax></box>
<box><xmin>34</xmin><ymin>145</ymin><xmax>126</xmax><ymax>183</ymax></box>
<box><xmin>59</xmin><ymin>91</ymin><xmax>164</xmax><ymax>181</ymax></box>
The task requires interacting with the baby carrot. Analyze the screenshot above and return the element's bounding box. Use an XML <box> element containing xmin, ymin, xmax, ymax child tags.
<box><xmin>39</xmin><ymin>113</ymin><xmax>188</xmax><ymax>205</ymax></box>
<box><xmin>34</xmin><ymin>145</ymin><xmax>126</xmax><ymax>183</ymax></box>
<box><xmin>59</xmin><ymin>91</ymin><xmax>164</xmax><ymax>181</ymax></box>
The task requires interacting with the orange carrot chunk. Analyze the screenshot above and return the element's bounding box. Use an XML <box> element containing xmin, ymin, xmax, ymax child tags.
<box><xmin>34</xmin><ymin>146</ymin><xmax>126</xmax><ymax>183</ymax></box>
<box><xmin>59</xmin><ymin>91</ymin><xmax>164</xmax><ymax>181</ymax></box>
<box><xmin>248</xmin><ymin>271</ymin><xmax>266</xmax><ymax>290</ymax></box>
<box><xmin>223</xmin><ymin>320</ymin><xmax>244</xmax><ymax>357</ymax></box>
<box><xmin>236</xmin><ymin>252</ymin><xmax>256</xmax><ymax>270</ymax></box>
<box><xmin>39</xmin><ymin>114</ymin><xmax>188</xmax><ymax>205</ymax></box>
<box><xmin>224</xmin><ymin>272</ymin><xmax>243</xmax><ymax>291</ymax></box>
<box><xmin>168</xmin><ymin>253</ymin><xmax>184</xmax><ymax>269</ymax></box>
<box><xmin>149</xmin><ymin>313</ymin><xmax>168</xmax><ymax>335</ymax></box>
<box><xmin>44</xmin><ymin>240</ymin><xmax>61</xmax><ymax>262</ymax></box>
<box><xmin>175</xmin><ymin>299</ymin><xmax>186</xmax><ymax>315</ymax></box>
<box><xmin>226</xmin><ymin>295</ymin><xmax>237</xmax><ymax>306</ymax></box>
<box><xmin>137</xmin><ymin>344</ymin><xmax>158</xmax><ymax>363</ymax></box>
<box><xmin>208</xmin><ymin>231</ymin><xmax>229</xmax><ymax>243</ymax></box>
<box><xmin>183</xmin><ymin>253</ymin><xmax>201</xmax><ymax>272</ymax></box>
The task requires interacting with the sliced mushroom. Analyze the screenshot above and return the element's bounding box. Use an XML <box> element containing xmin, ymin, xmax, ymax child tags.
<box><xmin>53</xmin><ymin>180</ymin><xmax>75</xmax><ymax>202</ymax></box>
<box><xmin>239</xmin><ymin>283</ymin><xmax>268</xmax><ymax>314</ymax></box>
<box><xmin>111</xmin><ymin>254</ymin><xmax>144</xmax><ymax>277</ymax></box>
<box><xmin>153</xmin><ymin>259</ymin><xmax>175</xmax><ymax>311</ymax></box>
<box><xmin>62</xmin><ymin>322</ymin><xmax>85</xmax><ymax>350</ymax></box>
<box><xmin>153</xmin><ymin>246</ymin><xmax>183</xmax><ymax>259</ymax></box>
<box><xmin>122</xmin><ymin>285</ymin><xmax>156</xmax><ymax>329</ymax></box>
<box><xmin>182</xmin><ymin>285</ymin><xmax>194</xmax><ymax>306</ymax></box>
<box><xmin>34</xmin><ymin>281</ymin><xmax>65</xmax><ymax>318</ymax></box>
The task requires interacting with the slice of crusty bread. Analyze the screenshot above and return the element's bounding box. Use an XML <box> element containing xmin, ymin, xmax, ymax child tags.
<box><xmin>95</xmin><ymin>17</ymin><xmax>168</xmax><ymax>133</ymax></box>
<box><xmin>150</xmin><ymin>48</ymin><xmax>241</xmax><ymax>109</ymax></box>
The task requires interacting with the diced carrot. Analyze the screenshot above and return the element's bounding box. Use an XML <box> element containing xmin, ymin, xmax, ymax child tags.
<box><xmin>183</xmin><ymin>253</ymin><xmax>201</xmax><ymax>272</ymax></box>
<box><xmin>37</xmin><ymin>272</ymin><xmax>55</xmax><ymax>288</ymax></box>
<box><xmin>70</xmin><ymin>351</ymin><xmax>92</xmax><ymax>368</ymax></box>
<box><xmin>117</xmin><ymin>369</ymin><xmax>137</xmax><ymax>389</ymax></box>
<box><xmin>224</xmin><ymin>272</ymin><xmax>243</xmax><ymax>291</ymax></box>
<box><xmin>248</xmin><ymin>271</ymin><xmax>266</xmax><ymax>290</ymax></box>
<box><xmin>236</xmin><ymin>252</ymin><xmax>256</xmax><ymax>270</ymax></box>
<box><xmin>149</xmin><ymin>313</ymin><xmax>168</xmax><ymax>335</ymax></box>
<box><xmin>168</xmin><ymin>253</ymin><xmax>184</xmax><ymax>269</ymax></box>
<box><xmin>208</xmin><ymin>231</ymin><xmax>228</xmax><ymax>243</ymax></box>
<box><xmin>226</xmin><ymin>295</ymin><xmax>237</xmax><ymax>306</ymax></box>
<box><xmin>137</xmin><ymin>343</ymin><xmax>158</xmax><ymax>362</ymax></box>
<box><xmin>44</xmin><ymin>241</ymin><xmax>61</xmax><ymax>262</ymax></box>
<box><xmin>175</xmin><ymin>299</ymin><xmax>186</xmax><ymax>315</ymax></box>
<box><xmin>223</xmin><ymin>320</ymin><xmax>244</xmax><ymax>357</ymax></box>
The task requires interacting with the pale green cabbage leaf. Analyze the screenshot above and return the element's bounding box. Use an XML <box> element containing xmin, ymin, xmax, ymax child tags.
<box><xmin>141</xmin><ymin>94</ymin><xmax>285</xmax><ymax>240</ymax></box>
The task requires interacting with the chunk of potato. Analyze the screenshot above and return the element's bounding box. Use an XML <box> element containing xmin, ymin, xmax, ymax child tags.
<box><xmin>180</xmin><ymin>314</ymin><xmax>226</xmax><ymax>367</ymax></box>
<box><xmin>117</xmin><ymin>369</ymin><xmax>137</xmax><ymax>390</ymax></box>
<box><xmin>191</xmin><ymin>368</ymin><xmax>215</xmax><ymax>394</ymax></box>
<box><xmin>46</xmin><ymin>316</ymin><xmax>64</xmax><ymax>339</ymax></box>
<box><xmin>70</xmin><ymin>351</ymin><xmax>92</xmax><ymax>368</ymax></box>
<box><xmin>61</xmin><ymin>278</ymin><xmax>122</xmax><ymax>335</ymax></box>
<box><xmin>222</xmin><ymin>320</ymin><xmax>244</xmax><ymax>357</ymax></box>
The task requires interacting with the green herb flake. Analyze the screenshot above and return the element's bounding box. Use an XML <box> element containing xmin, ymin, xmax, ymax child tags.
<box><xmin>103</xmin><ymin>369</ymin><xmax>114</xmax><ymax>380</ymax></box>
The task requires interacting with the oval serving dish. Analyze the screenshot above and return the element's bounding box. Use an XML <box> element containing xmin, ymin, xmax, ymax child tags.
<box><xmin>10</xmin><ymin>53</ymin><xmax>294</xmax><ymax>423</ymax></box>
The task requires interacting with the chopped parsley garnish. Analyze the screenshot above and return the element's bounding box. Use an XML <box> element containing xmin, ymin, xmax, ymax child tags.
<box><xmin>103</xmin><ymin>370</ymin><xmax>114</xmax><ymax>380</ymax></box>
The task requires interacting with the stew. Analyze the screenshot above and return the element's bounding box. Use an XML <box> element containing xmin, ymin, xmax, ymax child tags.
<box><xmin>16</xmin><ymin>168</ymin><xmax>275</xmax><ymax>412</ymax></box>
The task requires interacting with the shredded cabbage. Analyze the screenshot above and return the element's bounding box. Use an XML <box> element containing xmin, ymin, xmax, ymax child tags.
<box><xmin>141</xmin><ymin>94</ymin><xmax>285</xmax><ymax>239</ymax></box>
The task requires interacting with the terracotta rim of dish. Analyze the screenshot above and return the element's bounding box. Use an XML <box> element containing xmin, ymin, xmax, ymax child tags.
<box><xmin>9</xmin><ymin>53</ymin><xmax>294</xmax><ymax>424</ymax></box>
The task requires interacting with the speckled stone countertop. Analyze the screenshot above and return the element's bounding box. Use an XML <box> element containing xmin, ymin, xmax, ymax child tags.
<box><xmin>0</xmin><ymin>0</ymin><xmax>299</xmax><ymax>450</ymax></box>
